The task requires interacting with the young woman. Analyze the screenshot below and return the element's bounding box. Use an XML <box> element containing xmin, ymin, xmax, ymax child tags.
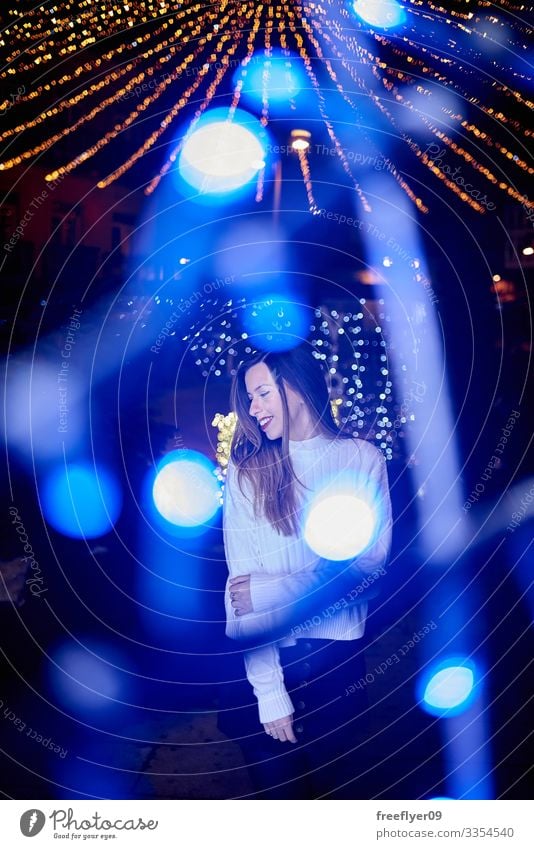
<box><xmin>220</xmin><ymin>345</ymin><xmax>392</xmax><ymax>798</ymax></box>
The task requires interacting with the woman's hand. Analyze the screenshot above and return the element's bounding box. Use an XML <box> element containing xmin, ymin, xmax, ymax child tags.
<box><xmin>263</xmin><ymin>714</ymin><xmax>297</xmax><ymax>743</ymax></box>
<box><xmin>229</xmin><ymin>574</ymin><xmax>253</xmax><ymax>616</ymax></box>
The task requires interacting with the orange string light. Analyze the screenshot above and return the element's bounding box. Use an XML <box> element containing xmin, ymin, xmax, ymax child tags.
<box><xmin>0</xmin><ymin>0</ymin><xmax>529</xmax><ymax>214</ymax></box>
<box><xmin>287</xmin><ymin>3</ymin><xmax>372</xmax><ymax>212</ymax></box>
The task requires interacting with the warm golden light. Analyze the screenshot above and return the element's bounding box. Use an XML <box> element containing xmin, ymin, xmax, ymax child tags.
<box><xmin>0</xmin><ymin>0</ymin><xmax>529</xmax><ymax>216</ymax></box>
<box><xmin>290</xmin><ymin>129</ymin><xmax>311</xmax><ymax>152</ymax></box>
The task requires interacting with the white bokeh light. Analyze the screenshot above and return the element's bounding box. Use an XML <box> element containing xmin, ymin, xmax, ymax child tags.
<box><xmin>423</xmin><ymin>665</ymin><xmax>475</xmax><ymax>712</ymax></box>
<box><xmin>179</xmin><ymin>116</ymin><xmax>265</xmax><ymax>194</ymax></box>
<box><xmin>304</xmin><ymin>492</ymin><xmax>376</xmax><ymax>560</ymax></box>
<box><xmin>353</xmin><ymin>0</ymin><xmax>406</xmax><ymax>29</ymax></box>
<box><xmin>152</xmin><ymin>457</ymin><xmax>221</xmax><ymax>527</ymax></box>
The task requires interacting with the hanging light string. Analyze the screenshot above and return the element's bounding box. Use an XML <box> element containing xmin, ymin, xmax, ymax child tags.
<box><xmin>404</xmin><ymin>1</ymin><xmax>534</xmax><ymax>84</ymax></box>
<box><xmin>0</xmin><ymin>7</ymin><xmax>226</xmax><ymax>174</ymax></box>
<box><xmin>2</xmin><ymin>2</ymin><xmax>181</xmax><ymax>81</ymax></box>
<box><xmin>372</xmin><ymin>23</ymin><xmax>534</xmax><ymax>115</ymax></box>
<box><xmin>0</xmin><ymin>6</ymin><xmax>212</xmax><ymax>142</ymax></box>
<box><xmin>363</xmin><ymin>49</ymin><xmax>534</xmax><ymax>207</ymax></box>
<box><xmin>303</xmin><ymin>3</ymin><xmax>428</xmax><ymax>213</ymax></box>
<box><xmin>260</xmin><ymin>7</ymin><xmax>274</xmax><ymax>128</ymax></box>
<box><xmin>0</xmin><ymin>13</ymin><xmax>176</xmax><ymax>110</ymax></box>
<box><xmin>4</xmin><ymin>2</ymin><xmax>139</xmax><ymax>69</ymax></box>
<box><xmin>329</xmin><ymin>0</ymin><xmax>533</xmax><ymax>135</ymax></box>
<box><xmin>374</xmin><ymin>31</ymin><xmax>534</xmax><ymax>140</ymax></box>
<box><xmin>0</xmin><ymin>1</ymin><xmax>530</xmax><ymax>211</ymax></box>
<box><xmin>43</xmin><ymin>24</ymin><xmax>223</xmax><ymax>185</ymax></box>
<box><xmin>255</xmin><ymin>163</ymin><xmax>267</xmax><ymax>204</ymax></box>
<box><xmin>369</xmin><ymin>72</ymin><xmax>534</xmax><ymax>203</ymax></box>
<box><xmin>144</xmin><ymin>2</ymin><xmax>262</xmax><ymax>196</ymax></box>
<box><xmin>280</xmin><ymin>8</ymin><xmax>299</xmax><ymax>113</ymax></box>
<box><xmin>226</xmin><ymin>5</ymin><xmax>268</xmax><ymax>201</ymax></box>
<box><xmin>377</xmin><ymin>61</ymin><xmax>531</xmax><ymax>143</ymax></box>
<box><xmin>314</xmin><ymin>1</ymin><xmax>531</xmax><ymax>212</ymax></box>
<box><xmin>98</xmin><ymin>5</ymin><xmax>251</xmax><ymax>190</ymax></box>
<box><xmin>421</xmin><ymin>129</ymin><xmax>534</xmax><ymax>208</ymax></box>
<box><xmin>309</xmin><ymin>6</ymin><xmax>430</xmax><ymax>212</ymax></box>
<box><xmin>337</xmin><ymin>0</ymin><xmax>533</xmax><ymax>137</ymax></box>
<box><xmin>296</xmin><ymin>146</ymin><xmax>318</xmax><ymax>212</ymax></box>
<box><xmin>286</xmin><ymin>4</ymin><xmax>372</xmax><ymax>212</ymax></box>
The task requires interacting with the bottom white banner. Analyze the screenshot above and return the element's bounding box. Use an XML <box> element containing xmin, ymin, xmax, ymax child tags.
<box><xmin>0</xmin><ymin>800</ymin><xmax>531</xmax><ymax>847</ymax></box>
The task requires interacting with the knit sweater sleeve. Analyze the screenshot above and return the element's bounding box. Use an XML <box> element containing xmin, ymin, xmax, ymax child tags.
<box><xmin>222</xmin><ymin>460</ymin><xmax>294</xmax><ymax>723</ymax></box>
<box><xmin>249</xmin><ymin>441</ymin><xmax>392</xmax><ymax>621</ymax></box>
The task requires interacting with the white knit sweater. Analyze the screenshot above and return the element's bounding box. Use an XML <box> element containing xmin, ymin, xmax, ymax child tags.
<box><xmin>222</xmin><ymin>434</ymin><xmax>392</xmax><ymax>724</ymax></box>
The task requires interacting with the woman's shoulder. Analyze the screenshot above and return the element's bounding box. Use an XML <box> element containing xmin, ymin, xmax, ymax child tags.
<box><xmin>224</xmin><ymin>457</ymin><xmax>254</xmax><ymax>502</ymax></box>
<box><xmin>328</xmin><ymin>434</ymin><xmax>385</xmax><ymax>467</ymax></box>
<box><xmin>225</xmin><ymin>457</ymin><xmax>240</xmax><ymax>487</ymax></box>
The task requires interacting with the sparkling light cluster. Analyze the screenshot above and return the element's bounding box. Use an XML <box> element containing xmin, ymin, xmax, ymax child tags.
<box><xmin>0</xmin><ymin>1</ymin><xmax>531</xmax><ymax>214</ymax></box>
<box><xmin>179</xmin><ymin>294</ymin><xmax>418</xmax><ymax>461</ymax></box>
<box><xmin>212</xmin><ymin>411</ymin><xmax>237</xmax><ymax>473</ymax></box>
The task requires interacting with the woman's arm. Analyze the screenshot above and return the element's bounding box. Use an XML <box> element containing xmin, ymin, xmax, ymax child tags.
<box><xmin>243</xmin><ymin>645</ymin><xmax>294</xmax><ymax>725</ymax></box>
<box><xmin>223</xmin><ymin>460</ymin><xmax>294</xmax><ymax>724</ymax></box>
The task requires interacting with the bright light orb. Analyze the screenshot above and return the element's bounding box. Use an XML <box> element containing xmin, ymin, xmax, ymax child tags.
<box><xmin>304</xmin><ymin>493</ymin><xmax>376</xmax><ymax>560</ymax></box>
<box><xmin>417</xmin><ymin>658</ymin><xmax>477</xmax><ymax>717</ymax></box>
<box><xmin>152</xmin><ymin>450</ymin><xmax>221</xmax><ymax>527</ymax></box>
<box><xmin>353</xmin><ymin>0</ymin><xmax>406</xmax><ymax>30</ymax></box>
<box><xmin>179</xmin><ymin>111</ymin><xmax>265</xmax><ymax>194</ymax></box>
<box><xmin>41</xmin><ymin>463</ymin><xmax>122</xmax><ymax>539</ymax></box>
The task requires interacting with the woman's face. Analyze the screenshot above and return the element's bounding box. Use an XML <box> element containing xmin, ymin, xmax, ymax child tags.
<box><xmin>245</xmin><ymin>362</ymin><xmax>311</xmax><ymax>441</ymax></box>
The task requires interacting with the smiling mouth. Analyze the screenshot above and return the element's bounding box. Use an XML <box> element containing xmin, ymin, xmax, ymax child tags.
<box><xmin>258</xmin><ymin>416</ymin><xmax>273</xmax><ymax>430</ymax></box>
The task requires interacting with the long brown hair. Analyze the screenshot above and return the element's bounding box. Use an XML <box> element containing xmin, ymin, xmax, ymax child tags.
<box><xmin>229</xmin><ymin>346</ymin><xmax>353</xmax><ymax>536</ymax></box>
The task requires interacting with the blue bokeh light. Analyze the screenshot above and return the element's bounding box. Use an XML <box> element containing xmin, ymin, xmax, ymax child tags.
<box><xmin>353</xmin><ymin>0</ymin><xmax>406</xmax><ymax>30</ymax></box>
<box><xmin>303</xmin><ymin>473</ymin><xmax>380</xmax><ymax>560</ymax></box>
<box><xmin>41</xmin><ymin>462</ymin><xmax>122</xmax><ymax>539</ymax></box>
<box><xmin>417</xmin><ymin>657</ymin><xmax>478</xmax><ymax>717</ymax></box>
<box><xmin>242</xmin><ymin>293</ymin><xmax>310</xmax><ymax>352</ymax></box>
<box><xmin>178</xmin><ymin>108</ymin><xmax>266</xmax><ymax>195</ymax></box>
<box><xmin>235</xmin><ymin>50</ymin><xmax>306</xmax><ymax>110</ymax></box>
<box><xmin>152</xmin><ymin>449</ymin><xmax>222</xmax><ymax>528</ymax></box>
<box><xmin>48</xmin><ymin>640</ymin><xmax>129</xmax><ymax>715</ymax></box>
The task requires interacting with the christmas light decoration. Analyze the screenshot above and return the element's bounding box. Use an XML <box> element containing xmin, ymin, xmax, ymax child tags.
<box><xmin>175</xmin><ymin>291</ymin><xmax>421</xmax><ymax>465</ymax></box>
<box><xmin>0</xmin><ymin>1</ymin><xmax>530</xmax><ymax>215</ymax></box>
